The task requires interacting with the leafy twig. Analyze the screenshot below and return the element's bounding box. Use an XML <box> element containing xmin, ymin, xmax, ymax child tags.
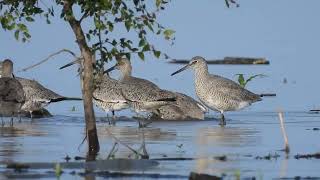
<box><xmin>235</xmin><ymin>74</ymin><xmax>266</xmax><ymax>88</ymax></box>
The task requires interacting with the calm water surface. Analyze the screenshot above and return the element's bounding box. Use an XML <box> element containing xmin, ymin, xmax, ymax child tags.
<box><xmin>0</xmin><ymin>111</ymin><xmax>319</xmax><ymax>179</ymax></box>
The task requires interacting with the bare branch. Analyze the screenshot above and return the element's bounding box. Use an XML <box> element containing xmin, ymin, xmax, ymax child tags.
<box><xmin>106</xmin><ymin>128</ymin><xmax>144</xmax><ymax>157</ymax></box>
<box><xmin>18</xmin><ymin>49</ymin><xmax>78</xmax><ymax>72</ymax></box>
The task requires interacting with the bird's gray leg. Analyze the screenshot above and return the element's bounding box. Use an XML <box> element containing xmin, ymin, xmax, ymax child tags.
<box><xmin>136</xmin><ymin>113</ymin><xmax>152</xmax><ymax>128</ymax></box>
<box><xmin>1</xmin><ymin>115</ymin><xmax>4</xmax><ymax>127</ymax></box>
<box><xmin>105</xmin><ymin>113</ymin><xmax>111</xmax><ymax>125</ymax></box>
<box><xmin>134</xmin><ymin>112</ymin><xmax>144</xmax><ymax>128</ymax></box>
<box><xmin>137</xmin><ymin>127</ymin><xmax>149</xmax><ymax>159</ymax></box>
<box><xmin>111</xmin><ymin>110</ymin><xmax>116</xmax><ymax>126</ymax></box>
<box><xmin>29</xmin><ymin>111</ymin><xmax>33</xmax><ymax>120</ymax></box>
<box><xmin>18</xmin><ymin>111</ymin><xmax>21</xmax><ymax>123</ymax></box>
<box><xmin>10</xmin><ymin>112</ymin><xmax>14</xmax><ymax>127</ymax></box>
<box><xmin>219</xmin><ymin>111</ymin><xmax>226</xmax><ymax>126</ymax></box>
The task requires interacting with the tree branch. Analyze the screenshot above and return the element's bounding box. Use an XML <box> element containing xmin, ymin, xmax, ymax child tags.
<box><xmin>18</xmin><ymin>48</ymin><xmax>78</xmax><ymax>72</ymax></box>
<box><xmin>79</xmin><ymin>11</ymin><xmax>89</xmax><ymax>23</ymax></box>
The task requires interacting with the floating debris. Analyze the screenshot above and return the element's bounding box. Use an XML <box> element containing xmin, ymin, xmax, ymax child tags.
<box><xmin>294</xmin><ymin>153</ymin><xmax>320</xmax><ymax>159</ymax></box>
<box><xmin>276</xmin><ymin>176</ymin><xmax>320</xmax><ymax>180</ymax></box>
<box><xmin>213</xmin><ymin>155</ymin><xmax>227</xmax><ymax>161</ymax></box>
<box><xmin>309</xmin><ymin>109</ymin><xmax>320</xmax><ymax>114</ymax></box>
<box><xmin>189</xmin><ymin>172</ymin><xmax>221</xmax><ymax>180</ymax></box>
<box><xmin>6</xmin><ymin>163</ymin><xmax>30</xmax><ymax>171</ymax></box>
<box><xmin>255</xmin><ymin>153</ymin><xmax>280</xmax><ymax>160</ymax></box>
<box><xmin>74</xmin><ymin>156</ymin><xmax>86</xmax><ymax>161</ymax></box>
<box><xmin>169</xmin><ymin>57</ymin><xmax>269</xmax><ymax>65</ymax></box>
<box><xmin>306</xmin><ymin>128</ymin><xmax>320</xmax><ymax>131</ymax></box>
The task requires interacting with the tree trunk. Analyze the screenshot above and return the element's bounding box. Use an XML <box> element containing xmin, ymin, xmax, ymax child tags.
<box><xmin>63</xmin><ymin>1</ymin><xmax>100</xmax><ymax>157</ymax></box>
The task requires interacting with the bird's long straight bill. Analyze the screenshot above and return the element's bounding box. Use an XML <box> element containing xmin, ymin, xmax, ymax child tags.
<box><xmin>103</xmin><ymin>65</ymin><xmax>116</xmax><ymax>74</ymax></box>
<box><xmin>171</xmin><ymin>64</ymin><xmax>190</xmax><ymax>76</ymax></box>
<box><xmin>59</xmin><ymin>59</ymin><xmax>81</xmax><ymax>69</ymax></box>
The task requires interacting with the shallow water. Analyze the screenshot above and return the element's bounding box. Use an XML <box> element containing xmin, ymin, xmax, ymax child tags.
<box><xmin>0</xmin><ymin>111</ymin><xmax>319</xmax><ymax>179</ymax></box>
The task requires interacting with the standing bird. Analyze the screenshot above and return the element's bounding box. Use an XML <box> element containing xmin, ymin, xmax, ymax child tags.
<box><xmin>105</xmin><ymin>57</ymin><xmax>159</xmax><ymax>88</ymax></box>
<box><xmin>105</xmin><ymin>57</ymin><xmax>176</xmax><ymax>158</ymax></box>
<box><xmin>104</xmin><ymin>57</ymin><xmax>176</xmax><ymax>124</ymax></box>
<box><xmin>171</xmin><ymin>56</ymin><xmax>262</xmax><ymax>126</ymax></box>
<box><xmin>105</xmin><ymin>57</ymin><xmax>206</xmax><ymax>120</ymax></box>
<box><xmin>59</xmin><ymin>59</ymin><xmax>129</xmax><ymax>125</ymax></box>
<box><xmin>16</xmin><ymin>77</ymin><xmax>82</xmax><ymax>119</ymax></box>
<box><xmin>0</xmin><ymin>59</ymin><xmax>25</xmax><ymax>126</ymax></box>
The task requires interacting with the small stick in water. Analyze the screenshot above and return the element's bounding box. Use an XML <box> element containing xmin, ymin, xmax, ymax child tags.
<box><xmin>278</xmin><ymin>111</ymin><xmax>290</xmax><ymax>154</ymax></box>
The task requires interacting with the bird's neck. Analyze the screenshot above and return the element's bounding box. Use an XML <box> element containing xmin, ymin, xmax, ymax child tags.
<box><xmin>194</xmin><ymin>65</ymin><xmax>209</xmax><ymax>80</ymax></box>
<box><xmin>120</xmin><ymin>67</ymin><xmax>132</xmax><ymax>81</ymax></box>
<box><xmin>2</xmin><ymin>71</ymin><xmax>13</xmax><ymax>78</ymax></box>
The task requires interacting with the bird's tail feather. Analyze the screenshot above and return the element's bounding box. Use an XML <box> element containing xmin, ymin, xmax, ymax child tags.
<box><xmin>156</xmin><ymin>97</ymin><xmax>176</xmax><ymax>102</ymax></box>
<box><xmin>50</xmin><ymin>97</ymin><xmax>82</xmax><ymax>102</ymax></box>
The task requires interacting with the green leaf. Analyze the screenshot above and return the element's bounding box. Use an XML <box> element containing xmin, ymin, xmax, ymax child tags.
<box><xmin>156</xmin><ymin>0</ymin><xmax>162</xmax><ymax>7</ymax></box>
<box><xmin>163</xmin><ymin>29</ymin><xmax>175</xmax><ymax>39</ymax></box>
<box><xmin>17</xmin><ymin>23</ymin><xmax>27</xmax><ymax>32</ymax></box>
<box><xmin>25</xmin><ymin>17</ymin><xmax>34</xmax><ymax>22</ymax></box>
<box><xmin>111</xmin><ymin>39</ymin><xmax>117</xmax><ymax>46</ymax></box>
<box><xmin>6</xmin><ymin>23</ymin><xmax>16</xmax><ymax>31</ymax></box>
<box><xmin>138</xmin><ymin>52</ymin><xmax>144</xmax><ymax>60</ymax></box>
<box><xmin>236</xmin><ymin>74</ymin><xmax>245</xmax><ymax>87</ymax></box>
<box><xmin>55</xmin><ymin>163</ymin><xmax>62</xmax><ymax>177</ymax></box>
<box><xmin>14</xmin><ymin>30</ymin><xmax>20</xmax><ymax>40</ymax></box>
<box><xmin>147</xmin><ymin>23</ymin><xmax>154</xmax><ymax>32</ymax></box>
<box><xmin>125</xmin><ymin>21</ymin><xmax>131</xmax><ymax>32</ymax></box>
<box><xmin>142</xmin><ymin>44</ymin><xmax>150</xmax><ymax>51</ymax></box>
<box><xmin>225</xmin><ymin>0</ymin><xmax>230</xmax><ymax>8</ymax></box>
<box><xmin>107</xmin><ymin>22</ymin><xmax>114</xmax><ymax>31</ymax></box>
<box><xmin>86</xmin><ymin>33</ymin><xmax>91</xmax><ymax>41</ymax></box>
<box><xmin>138</xmin><ymin>39</ymin><xmax>145</xmax><ymax>47</ymax></box>
<box><xmin>23</xmin><ymin>31</ymin><xmax>31</xmax><ymax>39</ymax></box>
<box><xmin>153</xmin><ymin>50</ymin><xmax>161</xmax><ymax>58</ymax></box>
<box><xmin>125</xmin><ymin>53</ymin><xmax>131</xmax><ymax>60</ymax></box>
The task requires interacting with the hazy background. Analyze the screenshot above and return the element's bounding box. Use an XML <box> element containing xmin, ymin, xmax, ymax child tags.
<box><xmin>1</xmin><ymin>0</ymin><xmax>320</xmax><ymax>116</ymax></box>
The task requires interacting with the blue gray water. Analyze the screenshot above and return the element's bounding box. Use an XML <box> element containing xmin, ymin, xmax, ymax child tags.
<box><xmin>0</xmin><ymin>111</ymin><xmax>319</xmax><ymax>179</ymax></box>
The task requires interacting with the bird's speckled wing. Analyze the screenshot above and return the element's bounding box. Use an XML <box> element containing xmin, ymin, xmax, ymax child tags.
<box><xmin>93</xmin><ymin>76</ymin><xmax>126</xmax><ymax>103</ymax></box>
<box><xmin>208</xmin><ymin>74</ymin><xmax>261</xmax><ymax>102</ymax></box>
<box><xmin>120</xmin><ymin>80</ymin><xmax>174</xmax><ymax>102</ymax></box>
<box><xmin>17</xmin><ymin>77</ymin><xmax>64</xmax><ymax>102</ymax></box>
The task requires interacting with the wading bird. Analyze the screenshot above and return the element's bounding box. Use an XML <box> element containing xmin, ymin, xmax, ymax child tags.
<box><xmin>171</xmin><ymin>56</ymin><xmax>262</xmax><ymax>126</ymax></box>
<box><xmin>0</xmin><ymin>59</ymin><xmax>25</xmax><ymax>126</ymax></box>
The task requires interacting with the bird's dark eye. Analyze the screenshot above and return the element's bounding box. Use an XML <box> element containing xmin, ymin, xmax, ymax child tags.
<box><xmin>193</xmin><ymin>60</ymin><xmax>198</xmax><ymax>63</ymax></box>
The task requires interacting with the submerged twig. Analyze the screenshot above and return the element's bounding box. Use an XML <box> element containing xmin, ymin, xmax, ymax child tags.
<box><xmin>278</xmin><ymin>111</ymin><xmax>290</xmax><ymax>154</ymax></box>
<box><xmin>106</xmin><ymin>142</ymin><xmax>119</xmax><ymax>159</ymax></box>
<box><xmin>78</xmin><ymin>134</ymin><xmax>87</xmax><ymax>151</ymax></box>
<box><xmin>18</xmin><ymin>49</ymin><xmax>78</xmax><ymax>72</ymax></box>
<box><xmin>105</xmin><ymin>128</ymin><xmax>144</xmax><ymax>157</ymax></box>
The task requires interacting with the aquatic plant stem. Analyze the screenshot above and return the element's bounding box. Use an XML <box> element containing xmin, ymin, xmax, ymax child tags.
<box><xmin>278</xmin><ymin>111</ymin><xmax>290</xmax><ymax>154</ymax></box>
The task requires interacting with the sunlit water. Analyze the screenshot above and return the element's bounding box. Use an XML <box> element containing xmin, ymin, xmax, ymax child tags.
<box><xmin>0</xmin><ymin>111</ymin><xmax>319</xmax><ymax>179</ymax></box>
